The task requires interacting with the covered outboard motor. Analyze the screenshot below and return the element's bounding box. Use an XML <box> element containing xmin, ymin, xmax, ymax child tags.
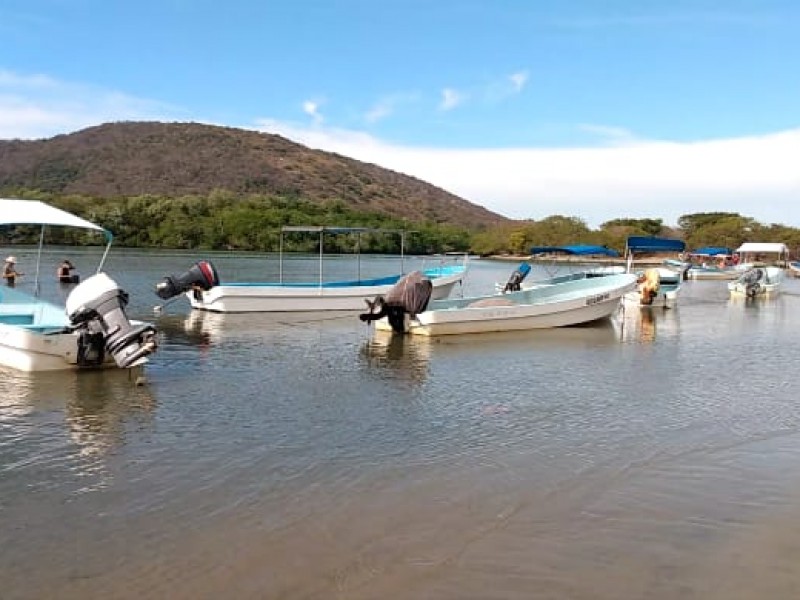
<box><xmin>740</xmin><ymin>268</ymin><xmax>764</xmax><ymax>298</ymax></box>
<box><xmin>155</xmin><ymin>260</ymin><xmax>220</xmax><ymax>300</ymax></box>
<box><xmin>360</xmin><ymin>271</ymin><xmax>433</xmax><ymax>333</ymax></box>
<box><xmin>66</xmin><ymin>273</ymin><xmax>158</xmax><ymax>368</ymax></box>
<box><xmin>502</xmin><ymin>262</ymin><xmax>532</xmax><ymax>293</ymax></box>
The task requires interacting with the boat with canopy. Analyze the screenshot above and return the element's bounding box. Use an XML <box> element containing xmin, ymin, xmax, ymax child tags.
<box><xmin>156</xmin><ymin>226</ymin><xmax>467</xmax><ymax>313</ymax></box>
<box><xmin>0</xmin><ymin>198</ymin><xmax>158</xmax><ymax>371</ymax></box>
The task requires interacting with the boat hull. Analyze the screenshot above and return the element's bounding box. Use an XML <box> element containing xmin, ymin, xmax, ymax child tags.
<box><xmin>377</xmin><ymin>274</ymin><xmax>637</xmax><ymax>336</ymax></box>
<box><xmin>0</xmin><ymin>323</ymin><xmax>116</xmax><ymax>372</ymax></box>
<box><xmin>187</xmin><ymin>269</ymin><xmax>465</xmax><ymax>313</ymax></box>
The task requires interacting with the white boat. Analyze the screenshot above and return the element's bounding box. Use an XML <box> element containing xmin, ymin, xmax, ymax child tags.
<box><xmin>789</xmin><ymin>261</ymin><xmax>800</xmax><ymax>277</ymax></box>
<box><xmin>685</xmin><ymin>246</ymin><xmax>743</xmax><ymax>280</ymax></box>
<box><xmin>727</xmin><ymin>242</ymin><xmax>789</xmax><ymax>298</ymax></box>
<box><xmin>496</xmin><ymin>245</ymin><xmax>625</xmax><ymax>293</ymax></box>
<box><xmin>0</xmin><ymin>198</ymin><xmax>158</xmax><ymax>372</ymax></box>
<box><xmin>623</xmin><ymin>236</ymin><xmax>687</xmax><ymax>308</ymax></box>
<box><xmin>365</xmin><ymin>272</ymin><xmax>637</xmax><ymax>336</ymax></box>
<box><xmin>728</xmin><ymin>266</ymin><xmax>784</xmax><ymax>298</ymax></box>
<box><xmin>157</xmin><ymin>226</ymin><xmax>468</xmax><ymax>313</ymax></box>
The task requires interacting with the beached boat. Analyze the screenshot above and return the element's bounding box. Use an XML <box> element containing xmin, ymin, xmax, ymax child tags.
<box><xmin>496</xmin><ymin>245</ymin><xmax>625</xmax><ymax>293</ymax></box>
<box><xmin>0</xmin><ymin>198</ymin><xmax>158</xmax><ymax>372</ymax></box>
<box><xmin>362</xmin><ymin>271</ymin><xmax>637</xmax><ymax>336</ymax></box>
<box><xmin>624</xmin><ymin>236</ymin><xmax>687</xmax><ymax>308</ymax></box>
<box><xmin>155</xmin><ymin>226</ymin><xmax>468</xmax><ymax>313</ymax></box>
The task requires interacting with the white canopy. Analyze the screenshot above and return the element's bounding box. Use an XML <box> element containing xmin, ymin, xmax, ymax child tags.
<box><xmin>0</xmin><ymin>198</ymin><xmax>109</xmax><ymax>236</ymax></box>
<box><xmin>735</xmin><ymin>242</ymin><xmax>789</xmax><ymax>255</ymax></box>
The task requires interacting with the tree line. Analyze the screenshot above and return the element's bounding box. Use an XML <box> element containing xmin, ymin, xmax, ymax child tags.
<box><xmin>3</xmin><ymin>190</ymin><xmax>799</xmax><ymax>257</ymax></box>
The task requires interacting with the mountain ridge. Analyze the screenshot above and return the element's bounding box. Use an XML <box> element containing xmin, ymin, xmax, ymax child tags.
<box><xmin>0</xmin><ymin>121</ymin><xmax>510</xmax><ymax>229</ymax></box>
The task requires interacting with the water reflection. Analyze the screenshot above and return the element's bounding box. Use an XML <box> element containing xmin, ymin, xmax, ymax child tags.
<box><xmin>617</xmin><ymin>305</ymin><xmax>681</xmax><ymax>344</ymax></box>
<box><xmin>360</xmin><ymin>330</ymin><xmax>431</xmax><ymax>386</ymax></box>
<box><xmin>0</xmin><ymin>369</ymin><xmax>157</xmax><ymax>479</ymax></box>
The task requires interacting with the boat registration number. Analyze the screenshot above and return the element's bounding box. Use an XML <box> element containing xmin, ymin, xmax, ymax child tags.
<box><xmin>585</xmin><ymin>292</ymin><xmax>611</xmax><ymax>306</ymax></box>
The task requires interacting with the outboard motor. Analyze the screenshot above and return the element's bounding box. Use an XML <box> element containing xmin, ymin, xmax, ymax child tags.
<box><xmin>155</xmin><ymin>260</ymin><xmax>220</xmax><ymax>301</ymax></box>
<box><xmin>740</xmin><ymin>268</ymin><xmax>763</xmax><ymax>298</ymax></box>
<box><xmin>66</xmin><ymin>273</ymin><xmax>158</xmax><ymax>368</ymax></box>
<box><xmin>637</xmin><ymin>269</ymin><xmax>661</xmax><ymax>305</ymax></box>
<box><xmin>502</xmin><ymin>262</ymin><xmax>532</xmax><ymax>293</ymax></box>
<box><xmin>360</xmin><ymin>271</ymin><xmax>433</xmax><ymax>333</ymax></box>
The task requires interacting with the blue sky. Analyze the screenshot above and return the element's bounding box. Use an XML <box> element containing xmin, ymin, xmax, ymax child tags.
<box><xmin>2</xmin><ymin>0</ymin><xmax>799</xmax><ymax>227</ymax></box>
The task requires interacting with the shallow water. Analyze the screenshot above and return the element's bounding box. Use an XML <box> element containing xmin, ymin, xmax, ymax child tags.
<box><xmin>3</xmin><ymin>249</ymin><xmax>800</xmax><ymax>599</ymax></box>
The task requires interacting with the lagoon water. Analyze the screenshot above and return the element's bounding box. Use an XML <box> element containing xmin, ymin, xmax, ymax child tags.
<box><xmin>3</xmin><ymin>248</ymin><xmax>800</xmax><ymax>599</ymax></box>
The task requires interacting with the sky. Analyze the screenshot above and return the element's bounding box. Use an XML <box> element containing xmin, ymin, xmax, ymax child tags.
<box><xmin>1</xmin><ymin>0</ymin><xmax>799</xmax><ymax>228</ymax></box>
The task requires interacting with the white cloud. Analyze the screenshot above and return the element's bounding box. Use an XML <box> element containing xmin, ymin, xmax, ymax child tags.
<box><xmin>0</xmin><ymin>69</ymin><xmax>181</xmax><ymax>139</ymax></box>
<box><xmin>509</xmin><ymin>70</ymin><xmax>529</xmax><ymax>93</ymax></box>
<box><xmin>301</xmin><ymin>99</ymin><xmax>324</xmax><ymax>124</ymax></box>
<box><xmin>254</xmin><ymin>119</ymin><xmax>800</xmax><ymax>228</ymax></box>
<box><xmin>363</xmin><ymin>92</ymin><xmax>420</xmax><ymax>124</ymax></box>
<box><xmin>439</xmin><ymin>87</ymin><xmax>465</xmax><ymax>111</ymax></box>
<box><xmin>2</xmin><ymin>69</ymin><xmax>798</xmax><ymax>230</ymax></box>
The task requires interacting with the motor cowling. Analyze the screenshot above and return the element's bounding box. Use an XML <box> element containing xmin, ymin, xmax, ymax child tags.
<box><xmin>740</xmin><ymin>268</ymin><xmax>764</xmax><ymax>298</ymax></box>
<box><xmin>638</xmin><ymin>269</ymin><xmax>661</xmax><ymax>305</ymax></box>
<box><xmin>66</xmin><ymin>273</ymin><xmax>158</xmax><ymax>368</ymax></box>
<box><xmin>502</xmin><ymin>262</ymin><xmax>532</xmax><ymax>293</ymax></box>
<box><xmin>155</xmin><ymin>260</ymin><xmax>220</xmax><ymax>300</ymax></box>
<box><xmin>360</xmin><ymin>271</ymin><xmax>433</xmax><ymax>333</ymax></box>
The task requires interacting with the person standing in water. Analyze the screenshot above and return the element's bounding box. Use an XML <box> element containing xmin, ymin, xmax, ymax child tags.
<box><xmin>57</xmin><ymin>259</ymin><xmax>78</xmax><ymax>284</ymax></box>
<box><xmin>3</xmin><ymin>256</ymin><xmax>23</xmax><ymax>287</ymax></box>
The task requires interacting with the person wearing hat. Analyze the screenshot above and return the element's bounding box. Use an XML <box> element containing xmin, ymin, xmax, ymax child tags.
<box><xmin>3</xmin><ymin>256</ymin><xmax>23</xmax><ymax>287</ymax></box>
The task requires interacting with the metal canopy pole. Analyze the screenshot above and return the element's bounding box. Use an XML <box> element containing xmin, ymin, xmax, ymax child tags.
<box><xmin>400</xmin><ymin>231</ymin><xmax>406</xmax><ymax>274</ymax></box>
<box><xmin>319</xmin><ymin>230</ymin><xmax>324</xmax><ymax>287</ymax></box>
<box><xmin>279</xmin><ymin>230</ymin><xmax>284</xmax><ymax>284</ymax></box>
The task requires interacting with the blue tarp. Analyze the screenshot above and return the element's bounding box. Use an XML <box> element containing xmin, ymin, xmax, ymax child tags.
<box><xmin>530</xmin><ymin>245</ymin><xmax>620</xmax><ymax>257</ymax></box>
<box><xmin>625</xmin><ymin>237</ymin><xmax>686</xmax><ymax>253</ymax></box>
<box><xmin>690</xmin><ymin>246</ymin><xmax>733</xmax><ymax>256</ymax></box>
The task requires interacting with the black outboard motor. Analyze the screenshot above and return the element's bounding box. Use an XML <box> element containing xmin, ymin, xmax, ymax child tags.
<box><xmin>502</xmin><ymin>262</ymin><xmax>532</xmax><ymax>293</ymax></box>
<box><xmin>740</xmin><ymin>267</ymin><xmax>764</xmax><ymax>298</ymax></box>
<box><xmin>360</xmin><ymin>271</ymin><xmax>433</xmax><ymax>333</ymax></box>
<box><xmin>155</xmin><ymin>260</ymin><xmax>220</xmax><ymax>300</ymax></box>
<box><xmin>65</xmin><ymin>273</ymin><xmax>158</xmax><ymax>368</ymax></box>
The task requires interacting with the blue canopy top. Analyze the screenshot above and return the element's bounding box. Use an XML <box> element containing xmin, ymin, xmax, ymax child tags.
<box><xmin>690</xmin><ymin>246</ymin><xmax>733</xmax><ymax>257</ymax></box>
<box><xmin>625</xmin><ymin>236</ymin><xmax>686</xmax><ymax>253</ymax></box>
<box><xmin>530</xmin><ymin>245</ymin><xmax>620</xmax><ymax>257</ymax></box>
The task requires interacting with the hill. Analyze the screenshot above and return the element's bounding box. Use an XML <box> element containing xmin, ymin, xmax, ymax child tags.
<box><xmin>0</xmin><ymin>121</ymin><xmax>509</xmax><ymax>229</ymax></box>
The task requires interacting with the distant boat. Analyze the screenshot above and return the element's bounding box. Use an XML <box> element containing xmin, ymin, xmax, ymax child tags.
<box><xmin>363</xmin><ymin>271</ymin><xmax>637</xmax><ymax>336</ymax></box>
<box><xmin>156</xmin><ymin>226</ymin><xmax>468</xmax><ymax>313</ymax></box>
<box><xmin>728</xmin><ymin>267</ymin><xmax>784</xmax><ymax>298</ymax></box>
<box><xmin>727</xmin><ymin>242</ymin><xmax>789</xmax><ymax>298</ymax></box>
<box><xmin>685</xmin><ymin>246</ymin><xmax>743</xmax><ymax>280</ymax></box>
<box><xmin>624</xmin><ymin>236</ymin><xmax>687</xmax><ymax>308</ymax></box>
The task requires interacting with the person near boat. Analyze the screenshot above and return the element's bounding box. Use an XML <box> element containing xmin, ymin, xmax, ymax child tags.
<box><xmin>3</xmin><ymin>256</ymin><xmax>23</xmax><ymax>287</ymax></box>
<box><xmin>57</xmin><ymin>259</ymin><xmax>79</xmax><ymax>284</ymax></box>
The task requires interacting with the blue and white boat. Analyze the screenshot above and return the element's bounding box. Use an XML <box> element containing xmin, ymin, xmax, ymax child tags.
<box><xmin>179</xmin><ymin>226</ymin><xmax>468</xmax><ymax>312</ymax></box>
<box><xmin>368</xmin><ymin>271</ymin><xmax>638</xmax><ymax>336</ymax></box>
<box><xmin>685</xmin><ymin>246</ymin><xmax>742</xmax><ymax>280</ymax></box>
<box><xmin>0</xmin><ymin>198</ymin><xmax>158</xmax><ymax>372</ymax></box>
<box><xmin>497</xmin><ymin>245</ymin><xmax>624</xmax><ymax>293</ymax></box>
<box><xmin>624</xmin><ymin>236</ymin><xmax>687</xmax><ymax>308</ymax></box>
